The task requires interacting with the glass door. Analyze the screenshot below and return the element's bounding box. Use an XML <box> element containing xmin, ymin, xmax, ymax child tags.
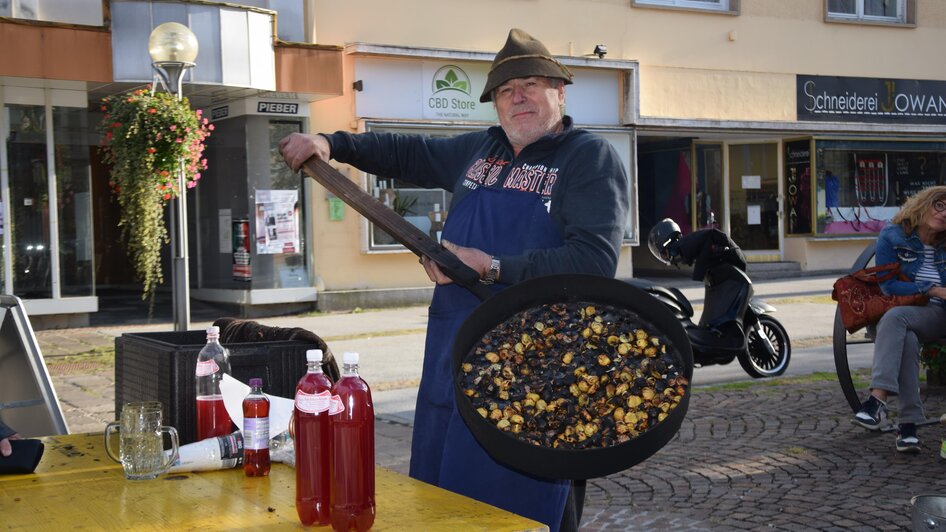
<box><xmin>693</xmin><ymin>143</ymin><xmax>723</xmax><ymax>230</ymax></box>
<box><xmin>728</xmin><ymin>142</ymin><xmax>780</xmax><ymax>254</ymax></box>
<box><xmin>5</xmin><ymin>104</ymin><xmax>52</xmax><ymax>298</ymax></box>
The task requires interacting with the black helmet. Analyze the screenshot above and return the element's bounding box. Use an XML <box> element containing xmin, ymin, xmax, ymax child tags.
<box><xmin>648</xmin><ymin>218</ymin><xmax>682</xmax><ymax>265</ymax></box>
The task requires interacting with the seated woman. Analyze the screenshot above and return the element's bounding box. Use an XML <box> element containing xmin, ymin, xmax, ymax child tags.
<box><xmin>853</xmin><ymin>186</ymin><xmax>946</xmax><ymax>454</ymax></box>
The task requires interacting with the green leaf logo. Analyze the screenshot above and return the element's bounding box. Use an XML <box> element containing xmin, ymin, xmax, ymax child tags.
<box><xmin>431</xmin><ymin>65</ymin><xmax>472</xmax><ymax>97</ymax></box>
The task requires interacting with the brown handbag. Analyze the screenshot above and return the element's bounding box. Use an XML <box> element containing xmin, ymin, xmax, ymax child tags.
<box><xmin>831</xmin><ymin>262</ymin><xmax>930</xmax><ymax>334</ymax></box>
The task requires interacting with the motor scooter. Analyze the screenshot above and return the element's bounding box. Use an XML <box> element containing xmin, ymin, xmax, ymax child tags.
<box><xmin>633</xmin><ymin>219</ymin><xmax>791</xmax><ymax>379</ymax></box>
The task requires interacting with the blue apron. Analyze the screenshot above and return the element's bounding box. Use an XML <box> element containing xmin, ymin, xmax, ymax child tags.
<box><xmin>409</xmin><ymin>184</ymin><xmax>570</xmax><ymax>531</ymax></box>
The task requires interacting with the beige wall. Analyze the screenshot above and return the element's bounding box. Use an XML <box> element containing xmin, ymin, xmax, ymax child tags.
<box><xmin>310</xmin><ymin>0</ymin><xmax>946</xmax><ymax>125</ymax></box>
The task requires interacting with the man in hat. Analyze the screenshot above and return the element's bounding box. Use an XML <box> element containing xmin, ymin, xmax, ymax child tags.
<box><xmin>280</xmin><ymin>28</ymin><xmax>628</xmax><ymax>531</ymax></box>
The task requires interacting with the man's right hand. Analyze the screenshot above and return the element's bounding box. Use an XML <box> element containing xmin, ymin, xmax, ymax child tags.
<box><xmin>278</xmin><ymin>133</ymin><xmax>331</xmax><ymax>171</ymax></box>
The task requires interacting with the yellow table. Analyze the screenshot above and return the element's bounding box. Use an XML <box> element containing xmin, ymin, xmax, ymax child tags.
<box><xmin>0</xmin><ymin>434</ymin><xmax>547</xmax><ymax>531</ymax></box>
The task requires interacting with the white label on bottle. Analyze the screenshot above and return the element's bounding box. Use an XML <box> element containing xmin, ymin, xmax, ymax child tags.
<box><xmin>328</xmin><ymin>395</ymin><xmax>345</xmax><ymax>416</ymax></box>
<box><xmin>195</xmin><ymin>359</ymin><xmax>220</xmax><ymax>377</ymax></box>
<box><xmin>295</xmin><ymin>390</ymin><xmax>331</xmax><ymax>414</ymax></box>
<box><xmin>243</xmin><ymin>417</ymin><xmax>270</xmax><ymax>450</ymax></box>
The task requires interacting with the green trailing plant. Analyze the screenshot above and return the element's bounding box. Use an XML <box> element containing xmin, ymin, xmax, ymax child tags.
<box><xmin>97</xmin><ymin>88</ymin><xmax>213</xmax><ymax>304</ymax></box>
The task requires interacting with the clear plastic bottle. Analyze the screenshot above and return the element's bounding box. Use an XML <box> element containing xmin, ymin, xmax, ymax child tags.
<box><xmin>166</xmin><ymin>431</ymin><xmax>244</xmax><ymax>473</ymax></box>
<box><xmin>330</xmin><ymin>352</ymin><xmax>375</xmax><ymax>532</ymax></box>
<box><xmin>243</xmin><ymin>378</ymin><xmax>271</xmax><ymax>477</ymax></box>
<box><xmin>195</xmin><ymin>326</ymin><xmax>234</xmax><ymax>441</ymax></box>
<box><xmin>294</xmin><ymin>349</ymin><xmax>334</xmax><ymax>526</ymax></box>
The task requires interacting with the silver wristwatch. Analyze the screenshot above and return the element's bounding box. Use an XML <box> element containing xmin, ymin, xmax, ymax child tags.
<box><xmin>481</xmin><ymin>257</ymin><xmax>501</xmax><ymax>285</ymax></box>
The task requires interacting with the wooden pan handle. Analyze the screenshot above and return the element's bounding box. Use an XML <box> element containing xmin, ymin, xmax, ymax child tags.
<box><xmin>300</xmin><ymin>158</ymin><xmax>493</xmax><ymax>301</ymax></box>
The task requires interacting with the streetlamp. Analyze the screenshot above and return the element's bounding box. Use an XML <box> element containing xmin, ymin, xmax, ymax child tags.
<box><xmin>148</xmin><ymin>22</ymin><xmax>198</xmax><ymax>332</ymax></box>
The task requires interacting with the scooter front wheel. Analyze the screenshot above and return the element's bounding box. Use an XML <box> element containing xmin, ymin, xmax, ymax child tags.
<box><xmin>738</xmin><ymin>315</ymin><xmax>791</xmax><ymax>378</ymax></box>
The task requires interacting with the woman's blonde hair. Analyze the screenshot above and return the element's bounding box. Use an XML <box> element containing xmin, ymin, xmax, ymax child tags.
<box><xmin>891</xmin><ymin>185</ymin><xmax>946</xmax><ymax>245</ymax></box>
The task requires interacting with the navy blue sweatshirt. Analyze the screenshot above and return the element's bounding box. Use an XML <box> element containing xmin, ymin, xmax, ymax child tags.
<box><xmin>323</xmin><ymin>116</ymin><xmax>629</xmax><ymax>282</ymax></box>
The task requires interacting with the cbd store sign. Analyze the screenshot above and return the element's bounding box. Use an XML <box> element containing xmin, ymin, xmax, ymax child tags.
<box><xmin>422</xmin><ymin>63</ymin><xmax>495</xmax><ymax>121</ymax></box>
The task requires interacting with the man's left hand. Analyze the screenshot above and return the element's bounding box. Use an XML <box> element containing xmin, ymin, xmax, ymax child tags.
<box><xmin>1</xmin><ymin>433</ymin><xmax>21</xmax><ymax>457</ymax></box>
<box><xmin>420</xmin><ymin>240</ymin><xmax>492</xmax><ymax>285</ymax></box>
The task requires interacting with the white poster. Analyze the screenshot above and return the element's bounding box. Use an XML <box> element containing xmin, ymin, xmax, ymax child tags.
<box><xmin>747</xmin><ymin>205</ymin><xmax>762</xmax><ymax>225</ymax></box>
<box><xmin>255</xmin><ymin>190</ymin><xmax>300</xmax><ymax>255</ymax></box>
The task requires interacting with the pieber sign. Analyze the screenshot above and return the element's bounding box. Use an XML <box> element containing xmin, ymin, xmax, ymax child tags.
<box><xmin>798</xmin><ymin>74</ymin><xmax>946</xmax><ymax>125</ymax></box>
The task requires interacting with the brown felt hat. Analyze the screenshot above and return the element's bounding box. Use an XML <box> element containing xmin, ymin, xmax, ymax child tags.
<box><xmin>479</xmin><ymin>28</ymin><xmax>573</xmax><ymax>103</ymax></box>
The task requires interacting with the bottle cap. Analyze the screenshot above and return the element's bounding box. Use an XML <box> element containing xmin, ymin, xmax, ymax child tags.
<box><xmin>306</xmin><ymin>349</ymin><xmax>323</xmax><ymax>363</ymax></box>
<box><xmin>249</xmin><ymin>378</ymin><xmax>263</xmax><ymax>387</ymax></box>
<box><xmin>206</xmin><ymin>325</ymin><xmax>220</xmax><ymax>335</ymax></box>
<box><xmin>343</xmin><ymin>352</ymin><xmax>359</xmax><ymax>365</ymax></box>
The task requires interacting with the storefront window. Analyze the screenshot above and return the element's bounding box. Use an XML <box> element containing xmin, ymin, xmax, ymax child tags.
<box><xmin>729</xmin><ymin>143</ymin><xmax>779</xmax><ymax>251</ymax></box>
<box><xmin>53</xmin><ymin>106</ymin><xmax>93</xmax><ymax>297</ymax></box>
<box><xmin>5</xmin><ymin>104</ymin><xmax>51</xmax><ymax>299</ymax></box>
<box><xmin>251</xmin><ymin>119</ymin><xmax>308</xmax><ymax>288</ymax></box>
<box><xmin>694</xmin><ymin>143</ymin><xmax>723</xmax><ymax>230</ymax></box>
<box><xmin>364</xmin><ymin>125</ymin><xmax>467</xmax><ymax>251</ymax></box>
<box><xmin>814</xmin><ymin>139</ymin><xmax>946</xmax><ymax>235</ymax></box>
<box><xmin>785</xmin><ymin>139</ymin><xmax>813</xmax><ymax>235</ymax></box>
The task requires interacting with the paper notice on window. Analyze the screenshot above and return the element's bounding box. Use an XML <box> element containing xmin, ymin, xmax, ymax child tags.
<box><xmin>741</xmin><ymin>175</ymin><xmax>761</xmax><ymax>189</ymax></box>
<box><xmin>255</xmin><ymin>190</ymin><xmax>300</xmax><ymax>255</ymax></box>
<box><xmin>747</xmin><ymin>205</ymin><xmax>762</xmax><ymax>225</ymax></box>
<box><xmin>218</xmin><ymin>209</ymin><xmax>232</xmax><ymax>253</ymax></box>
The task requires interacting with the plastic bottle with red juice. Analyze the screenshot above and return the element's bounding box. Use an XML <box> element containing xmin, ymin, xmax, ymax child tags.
<box><xmin>195</xmin><ymin>326</ymin><xmax>234</xmax><ymax>441</ymax></box>
<box><xmin>294</xmin><ymin>349</ymin><xmax>334</xmax><ymax>526</ymax></box>
<box><xmin>242</xmin><ymin>378</ymin><xmax>271</xmax><ymax>477</ymax></box>
<box><xmin>330</xmin><ymin>351</ymin><xmax>375</xmax><ymax>532</ymax></box>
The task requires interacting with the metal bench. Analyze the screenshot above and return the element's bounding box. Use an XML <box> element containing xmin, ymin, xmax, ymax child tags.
<box><xmin>832</xmin><ymin>241</ymin><xmax>941</xmax><ymax>429</ymax></box>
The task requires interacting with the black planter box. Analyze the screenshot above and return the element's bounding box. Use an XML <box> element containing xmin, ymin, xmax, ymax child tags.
<box><xmin>115</xmin><ymin>330</ymin><xmax>316</xmax><ymax>444</ymax></box>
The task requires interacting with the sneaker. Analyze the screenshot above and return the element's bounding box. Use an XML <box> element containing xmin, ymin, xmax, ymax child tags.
<box><xmin>853</xmin><ymin>396</ymin><xmax>888</xmax><ymax>430</ymax></box>
<box><xmin>896</xmin><ymin>423</ymin><xmax>920</xmax><ymax>454</ymax></box>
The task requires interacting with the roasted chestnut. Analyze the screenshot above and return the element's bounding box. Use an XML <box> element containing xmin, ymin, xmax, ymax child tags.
<box><xmin>458</xmin><ymin>301</ymin><xmax>687</xmax><ymax>450</ymax></box>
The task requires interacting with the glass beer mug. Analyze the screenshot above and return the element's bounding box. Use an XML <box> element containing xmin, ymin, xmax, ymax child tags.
<box><xmin>105</xmin><ymin>401</ymin><xmax>180</xmax><ymax>480</ymax></box>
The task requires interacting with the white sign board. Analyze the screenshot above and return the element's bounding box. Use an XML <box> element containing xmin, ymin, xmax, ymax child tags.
<box><xmin>742</xmin><ymin>175</ymin><xmax>761</xmax><ymax>189</ymax></box>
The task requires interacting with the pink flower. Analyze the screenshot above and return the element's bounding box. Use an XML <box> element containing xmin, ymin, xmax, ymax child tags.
<box><xmin>169</xmin><ymin>125</ymin><xmax>177</xmax><ymax>131</ymax></box>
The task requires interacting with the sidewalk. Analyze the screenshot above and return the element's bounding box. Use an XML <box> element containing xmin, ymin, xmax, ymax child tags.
<box><xmin>32</xmin><ymin>274</ymin><xmax>946</xmax><ymax>530</ymax></box>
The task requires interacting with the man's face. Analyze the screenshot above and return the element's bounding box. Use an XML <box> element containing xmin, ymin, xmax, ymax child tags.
<box><xmin>493</xmin><ymin>76</ymin><xmax>565</xmax><ymax>153</ymax></box>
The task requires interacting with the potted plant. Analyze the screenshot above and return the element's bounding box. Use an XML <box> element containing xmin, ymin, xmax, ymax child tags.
<box><xmin>921</xmin><ymin>341</ymin><xmax>946</xmax><ymax>387</ymax></box>
<box><xmin>98</xmin><ymin>88</ymin><xmax>213</xmax><ymax>305</ymax></box>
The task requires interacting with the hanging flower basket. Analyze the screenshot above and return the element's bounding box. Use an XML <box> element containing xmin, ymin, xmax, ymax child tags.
<box><xmin>98</xmin><ymin>88</ymin><xmax>213</xmax><ymax>304</ymax></box>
